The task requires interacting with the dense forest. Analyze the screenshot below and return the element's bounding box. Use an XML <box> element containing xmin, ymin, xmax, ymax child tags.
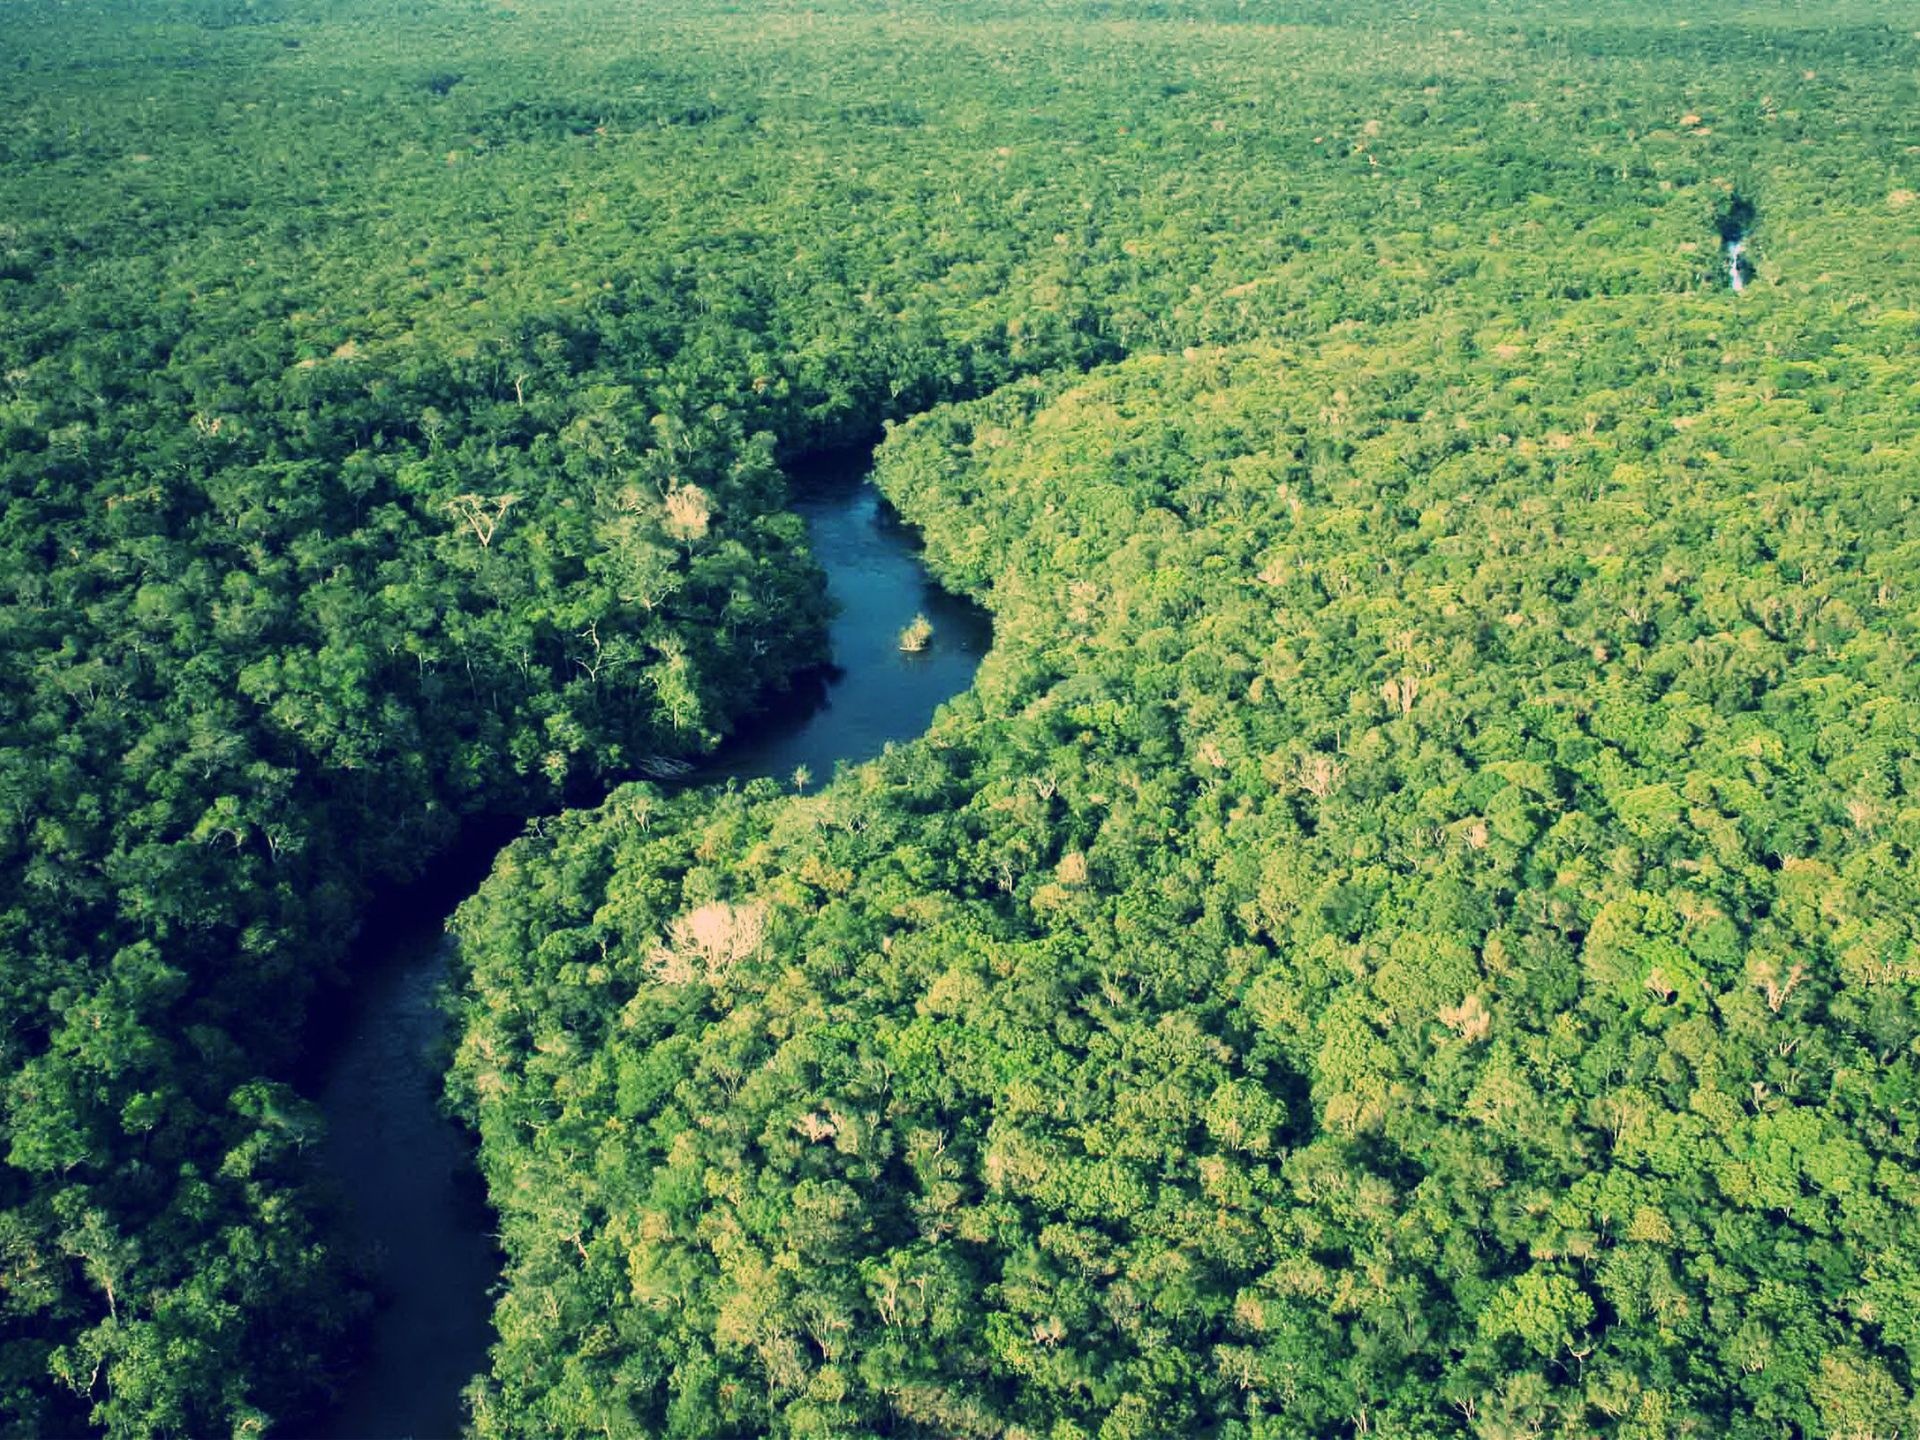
<box><xmin>2</xmin><ymin>0</ymin><xmax>1917</xmax><ymax>1434</ymax></box>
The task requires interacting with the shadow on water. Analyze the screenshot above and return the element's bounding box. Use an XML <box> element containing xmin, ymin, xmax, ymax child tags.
<box><xmin>304</xmin><ymin>447</ymin><xmax>990</xmax><ymax>1439</ymax></box>
<box><xmin>701</xmin><ymin>446</ymin><xmax>992</xmax><ymax>788</ymax></box>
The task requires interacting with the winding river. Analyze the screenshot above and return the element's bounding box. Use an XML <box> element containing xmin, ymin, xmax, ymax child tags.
<box><xmin>309</xmin><ymin>450</ymin><xmax>991</xmax><ymax>1438</ymax></box>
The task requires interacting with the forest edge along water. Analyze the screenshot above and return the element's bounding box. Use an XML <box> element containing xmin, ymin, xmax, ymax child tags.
<box><xmin>305</xmin><ymin>448</ymin><xmax>992</xmax><ymax>1439</ymax></box>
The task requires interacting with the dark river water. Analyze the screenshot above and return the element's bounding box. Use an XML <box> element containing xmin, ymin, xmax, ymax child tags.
<box><xmin>308</xmin><ymin>453</ymin><xmax>990</xmax><ymax>1439</ymax></box>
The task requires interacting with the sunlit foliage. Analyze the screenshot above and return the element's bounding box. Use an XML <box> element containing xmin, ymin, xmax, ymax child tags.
<box><xmin>3</xmin><ymin>0</ymin><xmax>1917</xmax><ymax>1432</ymax></box>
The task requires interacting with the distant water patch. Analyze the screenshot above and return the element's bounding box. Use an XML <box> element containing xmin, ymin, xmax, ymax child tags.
<box><xmin>1716</xmin><ymin>194</ymin><xmax>1757</xmax><ymax>293</ymax></box>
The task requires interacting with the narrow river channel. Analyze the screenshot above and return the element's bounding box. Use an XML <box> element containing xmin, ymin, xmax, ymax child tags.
<box><xmin>309</xmin><ymin>449</ymin><xmax>992</xmax><ymax>1438</ymax></box>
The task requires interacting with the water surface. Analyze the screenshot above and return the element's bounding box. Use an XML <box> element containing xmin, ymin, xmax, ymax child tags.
<box><xmin>309</xmin><ymin>453</ymin><xmax>989</xmax><ymax>1438</ymax></box>
<box><xmin>705</xmin><ymin>451</ymin><xmax>991</xmax><ymax>786</ymax></box>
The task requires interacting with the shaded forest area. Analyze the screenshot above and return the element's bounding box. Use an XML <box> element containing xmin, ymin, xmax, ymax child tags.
<box><xmin>1</xmin><ymin>0</ymin><xmax>1917</xmax><ymax>1434</ymax></box>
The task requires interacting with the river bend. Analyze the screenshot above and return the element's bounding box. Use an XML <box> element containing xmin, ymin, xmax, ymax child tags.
<box><xmin>309</xmin><ymin>453</ymin><xmax>990</xmax><ymax>1437</ymax></box>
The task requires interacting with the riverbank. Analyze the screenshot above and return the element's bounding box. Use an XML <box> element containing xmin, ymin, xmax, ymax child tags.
<box><xmin>305</xmin><ymin>451</ymin><xmax>991</xmax><ymax>1437</ymax></box>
